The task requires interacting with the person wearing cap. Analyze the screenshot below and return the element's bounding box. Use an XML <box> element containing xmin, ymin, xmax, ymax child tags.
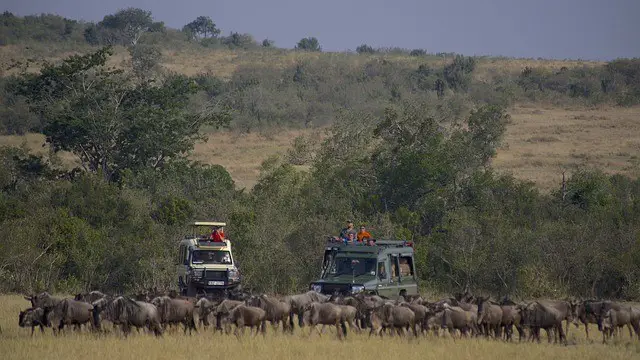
<box><xmin>357</xmin><ymin>225</ymin><xmax>372</xmax><ymax>243</ymax></box>
<box><xmin>339</xmin><ymin>220</ymin><xmax>357</xmax><ymax>240</ymax></box>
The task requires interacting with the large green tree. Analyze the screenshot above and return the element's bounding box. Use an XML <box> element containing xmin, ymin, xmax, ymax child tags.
<box><xmin>182</xmin><ymin>16</ymin><xmax>220</xmax><ymax>40</ymax></box>
<box><xmin>11</xmin><ymin>47</ymin><xmax>230</xmax><ymax>181</ymax></box>
<box><xmin>99</xmin><ymin>8</ymin><xmax>164</xmax><ymax>46</ymax></box>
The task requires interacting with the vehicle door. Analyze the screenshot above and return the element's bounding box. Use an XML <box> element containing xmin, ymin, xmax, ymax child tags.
<box><xmin>396</xmin><ymin>253</ymin><xmax>418</xmax><ymax>296</ymax></box>
<box><xmin>374</xmin><ymin>254</ymin><xmax>395</xmax><ymax>297</ymax></box>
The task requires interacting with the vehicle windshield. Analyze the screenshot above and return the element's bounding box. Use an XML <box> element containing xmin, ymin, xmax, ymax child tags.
<box><xmin>324</xmin><ymin>256</ymin><xmax>377</xmax><ymax>278</ymax></box>
<box><xmin>191</xmin><ymin>250</ymin><xmax>232</xmax><ymax>265</ymax></box>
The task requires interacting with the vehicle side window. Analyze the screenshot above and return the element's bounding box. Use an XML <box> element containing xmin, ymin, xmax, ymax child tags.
<box><xmin>390</xmin><ymin>255</ymin><xmax>400</xmax><ymax>279</ymax></box>
<box><xmin>182</xmin><ymin>246</ymin><xmax>189</xmax><ymax>265</ymax></box>
<box><xmin>178</xmin><ymin>245</ymin><xmax>184</xmax><ymax>265</ymax></box>
<box><xmin>377</xmin><ymin>262</ymin><xmax>387</xmax><ymax>280</ymax></box>
<box><xmin>399</xmin><ymin>255</ymin><xmax>414</xmax><ymax>277</ymax></box>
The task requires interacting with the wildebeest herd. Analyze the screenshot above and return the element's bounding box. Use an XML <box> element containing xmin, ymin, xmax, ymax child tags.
<box><xmin>17</xmin><ymin>289</ymin><xmax>640</xmax><ymax>344</ymax></box>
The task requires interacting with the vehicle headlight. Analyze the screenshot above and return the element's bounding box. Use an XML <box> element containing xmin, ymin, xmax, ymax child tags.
<box><xmin>311</xmin><ymin>284</ymin><xmax>322</xmax><ymax>293</ymax></box>
<box><xmin>351</xmin><ymin>285</ymin><xmax>365</xmax><ymax>294</ymax></box>
<box><xmin>192</xmin><ymin>269</ymin><xmax>204</xmax><ymax>279</ymax></box>
<box><xmin>228</xmin><ymin>268</ymin><xmax>240</xmax><ymax>282</ymax></box>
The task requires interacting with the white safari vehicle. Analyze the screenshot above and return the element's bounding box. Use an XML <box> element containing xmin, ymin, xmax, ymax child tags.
<box><xmin>177</xmin><ymin>221</ymin><xmax>241</xmax><ymax>297</ymax></box>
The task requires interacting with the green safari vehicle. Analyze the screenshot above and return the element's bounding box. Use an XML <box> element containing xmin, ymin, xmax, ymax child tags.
<box><xmin>309</xmin><ymin>238</ymin><xmax>418</xmax><ymax>297</ymax></box>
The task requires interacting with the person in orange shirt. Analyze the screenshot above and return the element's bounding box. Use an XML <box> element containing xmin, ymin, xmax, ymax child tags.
<box><xmin>357</xmin><ymin>225</ymin><xmax>372</xmax><ymax>243</ymax></box>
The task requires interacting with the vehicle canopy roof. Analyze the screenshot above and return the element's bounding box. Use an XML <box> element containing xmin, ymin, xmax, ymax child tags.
<box><xmin>324</xmin><ymin>239</ymin><xmax>414</xmax><ymax>255</ymax></box>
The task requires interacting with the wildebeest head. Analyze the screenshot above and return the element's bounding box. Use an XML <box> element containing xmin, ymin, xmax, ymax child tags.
<box><xmin>25</xmin><ymin>292</ymin><xmax>58</xmax><ymax>309</ymax></box>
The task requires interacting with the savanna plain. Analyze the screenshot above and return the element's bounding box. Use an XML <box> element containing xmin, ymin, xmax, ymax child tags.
<box><xmin>1</xmin><ymin>295</ymin><xmax>639</xmax><ymax>360</ymax></box>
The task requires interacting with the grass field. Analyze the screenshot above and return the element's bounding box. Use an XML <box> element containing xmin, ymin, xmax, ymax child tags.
<box><xmin>1</xmin><ymin>295</ymin><xmax>639</xmax><ymax>360</ymax></box>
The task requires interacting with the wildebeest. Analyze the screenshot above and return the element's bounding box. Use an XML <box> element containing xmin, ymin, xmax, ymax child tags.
<box><xmin>247</xmin><ymin>294</ymin><xmax>291</xmax><ymax>332</ymax></box>
<box><xmin>519</xmin><ymin>301</ymin><xmax>566</xmax><ymax>344</ymax></box>
<box><xmin>194</xmin><ymin>297</ymin><xmax>218</xmax><ymax>329</ymax></box>
<box><xmin>284</xmin><ymin>291</ymin><xmax>330</xmax><ymax>329</ymax></box>
<box><xmin>304</xmin><ymin>302</ymin><xmax>347</xmax><ymax>339</ymax></box>
<box><xmin>219</xmin><ymin>304</ymin><xmax>266</xmax><ymax>336</ymax></box>
<box><xmin>476</xmin><ymin>297</ymin><xmax>504</xmax><ymax>338</ymax></box>
<box><xmin>100</xmin><ymin>296</ymin><xmax>163</xmax><ymax>337</ymax></box>
<box><xmin>399</xmin><ymin>302</ymin><xmax>429</xmax><ymax>335</ymax></box>
<box><xmin>151</xmin><ymin>296</ymin><xmax>197</xmax><ymax>334</ymax></box>
<box><xmin>440</xmin><ymin>303</ymin><xmax>478</xmax><ymax>338</ymax></box>
<box><xmin>19</xmin><ymin>307</ymin><xmax>52</xmax><ymax>335</ymax></box>
<box><xmin>500</xmin><ymin>303</ymin><xmax>524</xmax><ymax>341</ymax></box>
<box><xmin>571</xmin><ymin>300</ymin><xmax>601</xmax><ymax>340</ymax></box>
<box><xmin>596</xmin><ymin>303</ymin><xmax>639</xmax><ymax>342</ymax></box>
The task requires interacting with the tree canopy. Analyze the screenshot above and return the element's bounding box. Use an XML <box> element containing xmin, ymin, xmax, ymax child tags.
<box><xmin>10</xmin><ymin>47</ymin><xmax>230</xmax><ymax>181</ymax></box>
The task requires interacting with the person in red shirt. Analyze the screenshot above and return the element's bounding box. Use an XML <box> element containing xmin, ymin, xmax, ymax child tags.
<box><xmin>210</xmin><ymin>226</ymin><xmax>225</xmax><ymax>242</ymax></box>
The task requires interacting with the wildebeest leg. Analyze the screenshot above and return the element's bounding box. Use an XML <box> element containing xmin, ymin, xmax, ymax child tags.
<box><xmin>30</xmin><ymin>326</ymin><xmax>35</xmax><ymax>336</ymax></box>
<box><xmin>352</xmin><ymin>320</ymin><xmax>361</xmax><ymax>334</ymax></box>
<box><xmin>584</xmin><ymin>323</ymin><xmax>589</xmax><ymax>340</ymax></box>
<box><xmin>504</xmin><ymin>324</ymin><xmax>513</xmax><ymax>341</ymax></box>
<box><xmin>557</xmin><ymin>324</ymin><xmax>566</xmax><ymax>345</ymax></box>
<box><xmin>516</xmin><ymin>325</ymin><xmax>524</xmax><ymax>342</ymax></box>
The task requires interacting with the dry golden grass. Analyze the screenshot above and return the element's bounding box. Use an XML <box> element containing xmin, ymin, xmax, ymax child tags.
<box><xmin>1</xmin><ymin>295</ymin><xmax>639</xmax><ymax>360</ymax></box>
<box><xmin>494</xmin><ymin>105</ymin><xmax>640</xmax><ymax>190</ymax></box>
<box><xmin>192</xmin><ymin>129</ymin><xmax>312</xmax><ymax>189</ymax></box>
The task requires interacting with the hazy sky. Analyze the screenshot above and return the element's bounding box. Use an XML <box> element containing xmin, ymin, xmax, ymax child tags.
<box><xmin>3</xmin><ymin>0</ymin><xmax>639</xmax><ymax>60</ymax></box>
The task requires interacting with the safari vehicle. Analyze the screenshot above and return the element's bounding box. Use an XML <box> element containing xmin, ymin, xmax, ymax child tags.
<box><xmin>309</xmin><ymin>239</ymin><xmax>418</xmax><ymax>298</ymax></box>
<box><xmin>177</xmin><ymin>221</ymin><xmax>241</xmax><ymax>297</ymax></box>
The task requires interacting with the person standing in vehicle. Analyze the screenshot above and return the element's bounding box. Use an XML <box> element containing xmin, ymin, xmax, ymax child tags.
<box><xmin>210</xmin><ymin>226</ymin><xmax>225</xmax><ymax>242</ymax></box>
<box><xmin>339</xmin><ymin>220</ymin><xmax>357</xmax><ymax>240</ymax></box>
<box><xmin>357</xmin><ymin>225</ymin><xmax>372</xmax><ymax>242</ymax></box>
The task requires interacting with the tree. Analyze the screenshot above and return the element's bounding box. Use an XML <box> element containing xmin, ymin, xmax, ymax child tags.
<box><xmin>295</xmin><ymin>37</ymin><xmax>321</xmax><ymax>52</ymax></box>
<box><xmin>11</xmin><ymin>47</ymin><xmax>230</xmax><ymax>181</ymax></box>
<box><xmin>443</xmin><ymin>55</ymin><xmax>476</xmax><ymax>91</ymax></box>
<box><xmin>262</xmin><ymin>39</ymin><xmax>274</xmax><ymax>48</ymax></box>
<box><xmin>222</xmin><ymin>32</ymin><xmax>256</xmax><ymax>49</ymax></box>
<box><xmin>356</xmin><ymin>44</ymin><xmax>375</xmax><ymax>54</ymax></box>
<box><xmin>182</xmin><ymin>16</ymin><xmax>220</xmax><ymax>40</ymax></box>
<box><xmin>99</xmin><ymin>8</ymin><xmax>162</xmax><ymax>46</ymax></box>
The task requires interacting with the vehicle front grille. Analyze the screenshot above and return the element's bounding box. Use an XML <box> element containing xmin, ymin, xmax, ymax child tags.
<box><xmin>321</xmin><ymin>283</ymin><xmax>351</xmax><ymax>295</ymax></box>
<box><xmin>204</xmin><ymin>270</ymin><xmax>227</xmax><ymax>280</ymax></box>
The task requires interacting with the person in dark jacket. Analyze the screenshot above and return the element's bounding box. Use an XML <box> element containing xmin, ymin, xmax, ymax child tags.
<box><xmin>339</xmin><ymin>220</ymin><xmax>357</xmax><ymax>240</ymax></box>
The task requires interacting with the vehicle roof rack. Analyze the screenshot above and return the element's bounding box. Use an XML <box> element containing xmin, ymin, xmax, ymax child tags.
<box><xmin>325</xmin><ymin>238</ymin><xmax>413</xmax><ymax>248</ymax></box>
<box><xmin>192</xmin><ymin>221</ymin><xmax>227</xmax><ymax>227</ymax></box>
